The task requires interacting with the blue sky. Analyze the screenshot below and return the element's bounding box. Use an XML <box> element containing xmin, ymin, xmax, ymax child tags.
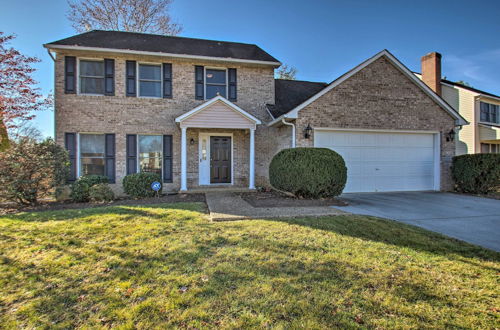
<box><xmin>2</xmin><ymin>0</ymin><xmax>499</xmax><ymax>137</ymax></box>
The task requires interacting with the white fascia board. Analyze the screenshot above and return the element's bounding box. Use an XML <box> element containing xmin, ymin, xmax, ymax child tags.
<box><xmin>44</xmin><ymin>44</ymin><xmax>281</xmax><ymax>67</ymax></box>
<box><xmin>285</xmin><ymin>50</ymin><xmax>468</xmax><ymax>126</ymax></box>
<box><xmin>175</xmin><ymin>95</ymin><xmax>262</xmax><ymax>124</ymax></box>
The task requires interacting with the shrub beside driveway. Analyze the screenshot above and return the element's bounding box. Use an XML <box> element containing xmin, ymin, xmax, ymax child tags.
<box><xmin>0</xmin><ymin>203</ymin><xmax>498</xmax><ymax>328</ymax></box>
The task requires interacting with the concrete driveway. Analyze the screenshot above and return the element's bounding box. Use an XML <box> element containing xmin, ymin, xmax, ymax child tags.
<box><xmin>337</xmin><ymin>191</ymin><xmax>500</xmax><ymax>252</ymax></box>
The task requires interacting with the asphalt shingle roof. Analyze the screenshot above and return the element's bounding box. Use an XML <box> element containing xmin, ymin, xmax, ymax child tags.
<box><xmin>45</xmin><ymin>30</ymin><xmax>280</xmax><ymax>64</ymax></box>
<box><xmin>267</xmin><ymin>79</ymin><xmax>328</xmax><ymax>118</ymax></box>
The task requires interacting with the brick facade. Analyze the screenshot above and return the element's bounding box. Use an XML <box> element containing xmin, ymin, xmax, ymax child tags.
<box><xmin>54</xmin><ymin>50</ymin><xmax>456</xmax><ymax>193</ymax></box>
<box><xmin>54</xmin><ymin>50</ymin><xmax>278</xmax><ymax>192</ymax></box>
<box><xmin>294</xmin><ymin>57</ymin><xmax>456</xmax><ymax>190</ymax></box>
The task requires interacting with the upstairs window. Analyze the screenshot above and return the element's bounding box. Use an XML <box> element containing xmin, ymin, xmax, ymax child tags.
<box><xmin>205</xmin><ymin>68</ymin><xmax>227</xmax><ymax>99</ymax></box>
<box><xmin>139</xmin><ymin>64</ymin><xmax>162</xmax><ymax>97</ymax></box>
<box><xmin>480</xmin><ymin>102</ymin><xmax>499</xmax><ymax>124</ymax></box>
<box><xmin>79</xmin><ymin>60</ymin><xmax>105</xmax><ymax>94</ymax></box>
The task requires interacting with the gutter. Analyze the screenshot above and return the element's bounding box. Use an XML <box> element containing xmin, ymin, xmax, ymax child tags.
<box><xmin>281</xmin><ymin>118</ymin><xmax>296</xmax><ymax>148</ymax></box>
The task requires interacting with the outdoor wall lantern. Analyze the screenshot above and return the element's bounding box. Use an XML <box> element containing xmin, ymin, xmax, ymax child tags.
<box><xmin>190</xmin><ymin>138</ymin><xmax>195</xmax><ymax>145</ymax></box>
<box><xmin>445</xmin><ymin>128</ymin><xmax>455</xmax><ymax>142</ymax></box>
<box><xmin>304</xmin><ymin>124</ymin><xmax>313</xmax><ymax>139</ymax></box>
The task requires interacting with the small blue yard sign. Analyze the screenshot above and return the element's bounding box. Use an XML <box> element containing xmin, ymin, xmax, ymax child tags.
<box><xmin>151</xmin><ymin>181</ymin><xmax>161</xmax><ymax>191</ymax></box>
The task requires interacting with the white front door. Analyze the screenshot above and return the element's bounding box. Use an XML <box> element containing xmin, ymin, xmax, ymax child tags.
<box><xmin>314</xmin><ymin>129</ymin><xmax>439</xmax><ymax>193</ymax></box>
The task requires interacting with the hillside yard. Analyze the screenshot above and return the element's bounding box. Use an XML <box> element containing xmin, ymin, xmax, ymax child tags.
<box><xmin>0</xmin><ymin>203</ymin><xmax>498</xmax><ymax>328</ymax></box>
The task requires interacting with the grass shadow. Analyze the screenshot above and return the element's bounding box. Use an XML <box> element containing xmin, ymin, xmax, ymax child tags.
<box><xmin>270</xmin><ymin>215</ymin><xmax>500</xmax><ymax>264</ymax></box>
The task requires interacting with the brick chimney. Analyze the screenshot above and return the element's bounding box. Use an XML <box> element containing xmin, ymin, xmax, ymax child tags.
<box><xmin>421</xmin><ymin>52</ymin><xmax>442</xmax><ymax>96</ymax></box>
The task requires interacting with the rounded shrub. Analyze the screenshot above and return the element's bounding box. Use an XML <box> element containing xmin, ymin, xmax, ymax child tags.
<box><xmin>89</xmin><ymin>183</ymin><xmax>115</xmax><ymax>202</ymax></box>
<box><xmin>70</xmin><ymin>175</ymin><xmax>109</xmax><ymax>202</ymax></box>
<box><xmin>269</xmin><ymin>147</ymin><xmax>347</xmax><ymax>198</ymax></box>
<box><xmin>452</xmin><ymin>154</ymin><xmax>500</xmax><ymax>194</ymax></box>
<box><xmin>122</xmin><ymin>172</ymin><xmax>161</xmax><ymax>198</ymax></box>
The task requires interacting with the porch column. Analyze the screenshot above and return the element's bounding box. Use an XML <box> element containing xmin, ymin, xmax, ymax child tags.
<box><xmin>249</xmin><ymin>128</ymin><xmax>255</xmax><ymax>189</ymax></box>
<box><xmin>180</xmin><ymin>126</ymin><xmax>187</xmax><ymax>191</ymax></box>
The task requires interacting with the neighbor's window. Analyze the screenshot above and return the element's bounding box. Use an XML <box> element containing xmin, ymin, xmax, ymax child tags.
<box><xmin>79</xmin><ymin>60</ymin><xmax>105</xmax><ymax>94</ymax></box>
<box><xmin>480</xmin><ymin>102</ymin><xmax>499</xmax><ymax>124</ymax></box>
<box><xmin>138</xmin><ymin>135</ymin><xmax>162</xmax><ymax>175</ymax></box>
<box><xmin>80</xmin><ymin>134</ymin><xmax>105</xmax><ymax>175</ymax></box>
<box><xmin>481</xmin><ymin>143</ymin><xmax>499</xmax><ymax>154</ymax></box>
<box><xmin>139</xmin><ymin>64</ymin><xmax>162</xmax><ymax>97</ymax></box>
<box><xmin>206</xmin><ymin>68</ymin><xmax>226</xmax><ymax>99</ymax></box>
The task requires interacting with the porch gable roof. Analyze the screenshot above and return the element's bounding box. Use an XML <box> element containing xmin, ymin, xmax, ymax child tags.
<box><xmin>175</xmin><ymin>96</ymin><xmax>261</xmax><ymax>129</ymax></box>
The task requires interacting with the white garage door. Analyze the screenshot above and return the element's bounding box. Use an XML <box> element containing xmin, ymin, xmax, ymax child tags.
<box><xmin>314</xmin><ymin>130</ymin><xmax>438</xmax><ymax>193</ymax></box>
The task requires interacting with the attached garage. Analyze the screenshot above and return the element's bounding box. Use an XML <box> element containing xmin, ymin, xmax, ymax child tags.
<box><xmin>314</xmin><ymin>129</ymin><xmax>440</xmax><ymax>193</ymax></box>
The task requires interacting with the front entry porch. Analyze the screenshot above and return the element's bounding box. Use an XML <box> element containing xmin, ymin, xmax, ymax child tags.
<box><xmin>175</xmin><ymin>96</ymin><xmax>261</xmax><ymax>191</ymax></box>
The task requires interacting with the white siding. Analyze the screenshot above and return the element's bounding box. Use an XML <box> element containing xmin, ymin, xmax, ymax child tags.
<box><xmin>181</xmin><ymin>100</ymin><xmax>255</xmax><ymax>129</ymax></box>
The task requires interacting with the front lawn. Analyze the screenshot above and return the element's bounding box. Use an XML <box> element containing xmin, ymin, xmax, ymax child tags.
<box><xmin>0</xmin><ymin>203</ymin><xmax>498</xmax><ymax>328</ymax></box>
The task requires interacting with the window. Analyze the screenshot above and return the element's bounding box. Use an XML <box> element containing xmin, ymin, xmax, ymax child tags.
<box><xmin>138</xmin><ymin>135</ymin><xmax>162</xmax><ymax>175</ymax></box>
<box><xmin>80</xmin><ymin>134</ymin><xmax>105</xmax><ymax>175</ymax></box>
<box><xmin>481</xmin><ymin>143</ymin><xmax>499</xmax><ymax>154</ymax></box>
<box><xmin>139</xmin><ymin>64</ymin><xmax>162</xmax><ymax>97</ymax></box>
<box><xmin>205</xmin><ymin>68</ymin><xmax>227</xmax><ymax>99</ymax></box>
<box><xmin>480</xmin><ymin>102</ymin><xmax>499</xmax><ymax>124</ymax></box>
<box><xmin>79</xmin><ymin>60</ymin><xmax>105</xmax><ymax>94</ymax></box>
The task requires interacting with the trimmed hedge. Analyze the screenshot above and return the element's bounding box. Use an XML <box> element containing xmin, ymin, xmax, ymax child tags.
<box><xmin>269</xmin><ymin>147</ymin><xmax>347</xmax><ymax>198</ymax></box>
<box><xmin>89</xmin><ymin>183</ymin><xmax>115</xmax><ymax>202</ymax></box>
<box><xmin>70</xmin><ymin>175</ymin><xmax>109</xmax><ymax>202</ymax></box>
<box><xmin>451</xmin><ymin>154</ymin><xmax>500</xmax><ymax>194</ymax></box>
<box><xmin>123</xmin><ymin>172</ymin><xmax>161</xmax><ymax>198</ymax></box>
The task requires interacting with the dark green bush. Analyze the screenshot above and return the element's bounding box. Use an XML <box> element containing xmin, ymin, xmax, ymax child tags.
<box><xmin>269</xmin><ymin>147</ymin><xmax>347</xmax><ymax>198</ymax></box>
<box><xmin>70</xmin><ymin>175</ymin><xmax>109</xmax><ymax>202</ymax></box>
<box><xmin>89</xmin><ymin>183</ymin><xmax>115</xmax><ymax>202</ymax></box>
<box><xmin>451</xmin><ymin>154</ymin><xmax>500</xmax><ymax>194</ymax></box>
<box><xmin>122</xmin><ymin>172</ymin><xmax>161</xmax><ymax>198</ymax></box>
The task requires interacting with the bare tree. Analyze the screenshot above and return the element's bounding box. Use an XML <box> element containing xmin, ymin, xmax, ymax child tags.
<box><xmin>276</xmin><ymin>64</ymin><xmax>297</xmax><ymax>80</ymax></box>
<box><xmin>67</xmin><ymin>0</ymin><xmax>182</xmax><ymax>35</ymax></box>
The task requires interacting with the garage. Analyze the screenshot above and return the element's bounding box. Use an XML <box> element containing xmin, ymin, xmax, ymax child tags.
<box><xmin>314</xmin><ymin>129</ymin><xmax>440</xmax><ymax>193</ymax></box>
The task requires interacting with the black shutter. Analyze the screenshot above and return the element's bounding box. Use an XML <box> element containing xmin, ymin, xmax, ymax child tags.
<box><xmin>126</xmin><ymin>134</ymin><xmax>137</xmax><ymax>174</ymax></box>
<box><xmin>126</xmin><ymin>60</ymin><xmax>137</xmax><ymax>97</ymax></box>
<box><xmin>65</xmin><ymin>133</ymin><xmax>77</xmax><ymax>182</ymax></box>
<box><xmin>195</xmin><ymin>65</ymin><xmax>204</xmax><ymax>100</ymax></box>
<box><xmin>104</xmin><ymin>59</ymin><xmax>115</xmax><ymax>96</ymax></box>
<box><xmin>64</xmin><ymin>56</ymin><xmax>76</xmax><ymax>94</ymax></box>
<box><xmin>105</xmin><ymin>134</ymin><xmax>115</xmax><ymax>183</ymax></box>
<box><xmin>228</xmin><ymin>68</ymin><xmax>237</xmax><ymax>101</ymax></box>
<box><xmin>163</xmin><ymin>63</ymin><xmax>172</xmax><ymax>98</ymax></box>
<box><xmin>163</xmin><ymin>135</ymin><xmax>173</xmax><ymax>183</ymax></box>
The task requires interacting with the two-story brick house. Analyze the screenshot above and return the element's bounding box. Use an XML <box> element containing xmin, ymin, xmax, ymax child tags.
<box><xmin>44</xmin><ymin>30</ymin><xmax>467</xmax><ymax>194</ymax></box>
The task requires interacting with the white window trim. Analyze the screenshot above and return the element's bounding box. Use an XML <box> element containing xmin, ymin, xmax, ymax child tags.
<box><xmin>136</xmin><ymin>134</ymin><xmax>164</xmax><ymax>178</ymax></box>
<box><xmin>137</xmin><ymin>62</ymin><xmax>163</xmax><ymax>98</ymax></box>
<box><xmin>76</xmin><ymin>132</ymin><xmax>107</xmax><ymax>178</ymax></box>
<box><xmin>204</xmin><ymin>67</ymin><xmax>228</xmax><ymax>100</ymax></box>
<box><xmin>479</xmin><ymin>102</ymin><xmax>500</xmax><ymax>125</ymax></box>
<box><xmin>77</xmin><ymin>57</ymin><xmax>105</xmax><ymax>96</ymax></box>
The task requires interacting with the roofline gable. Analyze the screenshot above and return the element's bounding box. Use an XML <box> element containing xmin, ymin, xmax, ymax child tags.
<box><xmin>43</xmin><ymin>44</ymin><xmax>281</xmax><ymax>67</ymax></box>
<box><xmin>175</xmin><ymin>95</ymin><xmax>262</xmax><ymax>124</ymax></box>
<box><xmin>268</xmin><ymin>50</ymin><xmax>467</xmax><ymax>126</ymax></box>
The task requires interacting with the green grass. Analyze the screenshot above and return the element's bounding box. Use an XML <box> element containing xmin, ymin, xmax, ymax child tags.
<box><xmin>0</xmin><ymin>203</ymin><xmax>498</xmax><ymax>328</ymax></box>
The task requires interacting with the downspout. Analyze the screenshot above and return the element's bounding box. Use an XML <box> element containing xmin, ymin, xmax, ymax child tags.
<box><xmin>47</xmin><ymin>49</ymin><xmax>56</xmax><ymax>140</ymax></box>
<box><xmin>281</xmin><ymin>118</ymin><xmax>296</xmax><ymax>148</ymax></box>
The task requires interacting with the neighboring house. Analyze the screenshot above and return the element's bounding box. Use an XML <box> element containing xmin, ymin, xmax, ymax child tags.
<box><xmin>416</xmin><ymin>52</ymin><xmax>500</xmax><ymax>155</ymax></box>
<box><xmin>44</xmin><ymin>30</ymin><xmax>466</xmax><ymax>194</ymax></box>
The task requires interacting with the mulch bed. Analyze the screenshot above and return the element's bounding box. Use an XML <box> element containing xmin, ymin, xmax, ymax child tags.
<box><xmin>0</xmin><ymin>193</ymin><xmax>206</xmax><ymax>215</ymax></box>
<box><xmin>238</xmin><ymin>191</ymin><xmax>347</xmax><ymax>208</ymax></box>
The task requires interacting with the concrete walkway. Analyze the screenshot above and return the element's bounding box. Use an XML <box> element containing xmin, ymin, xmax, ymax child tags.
<box><xmin>337</xmin><ymin>191</ymin><xmax>500</xmax><ymax>251</ymax></box>
<box><xmin>206</xmin><ymin>191</ymin><xmax>346</xmax><ymax>221</ymax></box>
